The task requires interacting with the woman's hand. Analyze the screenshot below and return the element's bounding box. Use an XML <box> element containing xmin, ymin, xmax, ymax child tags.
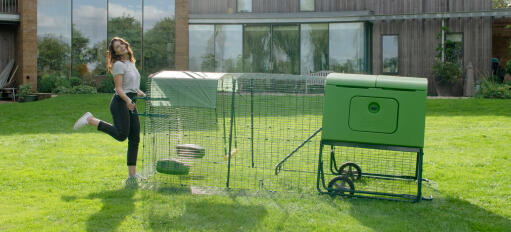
<box><xmin>137</xmin><ymin>90</ymin><xmax>146</xmax><ymax>97</ymax></box>
<box><xmin>127</xmin><ymin>102</ymin><xmax>136</xmax><ymax>111</ymax></box>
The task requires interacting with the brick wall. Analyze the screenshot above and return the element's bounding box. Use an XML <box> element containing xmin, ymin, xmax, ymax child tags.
<box><xmin>17</xmin><ymin>0</ymin><xmax>37</xmax><ymax>91</ymax></box>
<box><xmin>175</xmin><ymin>0</ymin><xmax>189</xmax><ymax>70</ymax></box>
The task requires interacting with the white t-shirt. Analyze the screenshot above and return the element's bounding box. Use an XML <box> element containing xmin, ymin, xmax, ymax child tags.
<box><xmin>112</xmin><ymin>60</ymin><xmax>141</xmax><ymax>94</ymax></box>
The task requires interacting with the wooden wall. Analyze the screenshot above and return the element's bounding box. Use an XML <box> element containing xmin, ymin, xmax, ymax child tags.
<box><xmin>189</xmin><ymin>0</ymin><xmax>494</xmax><ymax>94</ymax></box>
<box><xmin>190</xmin><ymin>0</ymin><xmax>492</xmax><ymax>14</ymax></box>
<box><xmin>0</xmin><ymin>24</ymin><xmax>16</xmax><ymax>76</ymax></box>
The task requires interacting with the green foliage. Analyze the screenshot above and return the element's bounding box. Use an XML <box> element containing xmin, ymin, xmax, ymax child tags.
<box><xmin>53</xmin><ymin>86</ymin><xmax>74</xmax><ymax>94</ymax></box>
<box><xmin>70</xmin><ymin>76</ymin><xmax>83</xmax><ymax>87</ymax></box>
<box><xmin>506</xmin><ymin>60</ymin><xmax>511</xmax><ymax>75</ymax></box>
<box><xmin>143</xmin><ymin>17</ymin><xmax>175</xmax><ymax>74</ymax></box>
<box><xmin>18</xmin><ymin>84</ymin><xmax>33</xmax><ymax>97</ymax></box>
<box><xmin>99</xmin><ymin>73</ymin><xmax>115</xmax><ymax>93</ymax></box>
<box><xmin>37</xmin><ymin>74</ymin><xmax>58</xmax><ymax>93</ymax></box>
<box><xmin>108</xmin><ymin>16</ymin><xmax>142</xmax><ymax>62</ymax></box>
<box><xmin>37</xmin><ymin>35</ymin><xmax>70</xmax><ymax>76</ymax></box>
<box><xmin>477</xmin><ymin>79</ymin><xmax>511</xmax><ymax>99</ymax></box>
<box><xmin>432</xmin><ymin>61</ymin><xmax>461</xmax><ymax>84</ymax></box>
<box><xmin>492</xmin><ymin>0</ymin><xmax>510</xmax><ymax>8</ymax></box>
<box><xmin>54</xmin><ymin>77</ymin><xmax>72</xmax><ymax>90</ymax></box>
<box><xmin>72</xmin><ymin>85</ymin><xmax>98</xmax><ymax>94</ymax></box>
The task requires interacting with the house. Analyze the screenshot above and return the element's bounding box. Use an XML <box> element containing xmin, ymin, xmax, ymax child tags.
<box><xmin>1</xmin><ymin>0</ymin><xmax>510</xmax><ymax>96</ymax></box>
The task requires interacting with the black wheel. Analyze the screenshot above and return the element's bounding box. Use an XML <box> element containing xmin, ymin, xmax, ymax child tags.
<box><xmin>327</xmin><ymin>176</ymin><xmax>355</xmax><ymax>196</ymax></box>
<box><xmin>338</xmin><ymin>162</ymin><xmax>362</xmax><ymax>181</ymax></box>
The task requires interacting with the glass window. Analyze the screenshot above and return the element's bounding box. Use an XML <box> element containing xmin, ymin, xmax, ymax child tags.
<box><xmin>329</xmin><ymin>23</ymin><xmax>365</xmax><ymax>73</ymax></box>
<box><xmin>237</xmin><ymin>0</ymin><xmax>252</xmax><ymax>13</ymax></box>
<box><xmin>143</xmin><ymin>0</ymin><xmax>176</xmax><ymax>75</ymax></box>
<box><xmin>243</xmin><ymin>25</ymin><xmax>271</xmax><ymax>73</ymax></box>
<box><xmin>445</xmin><ymin>33</ymin><xmax>463</xmax><ymax>67</ymax></box>
<box><xmin>215</xmin><ymin>25</ymin><xmax>243</xmax><ymax>72</ymax></box>
<box><xmin>188</xmin><ymin>25</ymin><xmax>215</xmax><ymax>72</ymax></box>
<box><xmin>382</xmin><ymin>35</ymin><xmax>398</xmax><ymax>74</ymax></box>
<box><xmin>108</xmin><ymin>0</ymin><xmax>143</xmax><ymax>69</ymax></box>
<box><xmin>37</xmin><ymin>0</ymin><xmax>71</xmax><ymax>77</ymax></box>
<box><xmin>301</xmin><ymin>24</ymin><xmax>328</xmax><ymax>74</ymax></box>
<box><xmin>272</xmin><ymin>25</ymin><xmax>300</xmax><ymax>74</ymax></box>
<box><xmin>300</xmin><ymin>0</ymin><xmax>315</xmax><ymax>11</ymax></box>
<box><xmin>72</xmin><ymin>0</ymin><xmax>107</xmax><ymax>81</ymax></box>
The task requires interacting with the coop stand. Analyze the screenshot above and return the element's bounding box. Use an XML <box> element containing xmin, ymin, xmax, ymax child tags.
<box><xmin>317</xmin><ymin>140</ymin><xmax>432</xmax><ymax>202</ymax></box>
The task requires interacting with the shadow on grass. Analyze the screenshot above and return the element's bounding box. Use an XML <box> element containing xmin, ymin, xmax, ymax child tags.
<box><xmin>426</xmin><ymin>99</ymin><xmax>511</xmax><ymax>117</ymax></box>
<box><xmin>146</xmin><ymin>188</ymin><xmax>267</xmax><ymax>231</ymax></box>
<box><xmin>84</xmin><ymin>185</ymin><xmax>138</xmax><ymax>232</ymax></box>
<box><xmin>330</xmin><ymin>196</ymin><xmax>511</xmax><ymax>231</ymax></box>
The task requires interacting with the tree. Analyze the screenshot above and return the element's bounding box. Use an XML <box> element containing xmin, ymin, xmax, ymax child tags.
<box><xmin>493</xmin><ymin>0</ymin><xmax>511</xmax><ymax>8</ymax></box>
<box><xmin>37</xmin><ymin>35</ymin><xmax>70</xmax><ymax>76</ymax></box>
<box><xmin>71</xmin><ymin>26</ymin><xmax>91</xmax><ymax>78</ymax></box>
<box><xmin>142</xmin><ymin>17</ymin><xmax>175</xmax><ymax>75</ymax></box>
<box><xmin>107</xmin><ymin>16</ymin><xmax>143</xmax><ymax>68</ymax></box>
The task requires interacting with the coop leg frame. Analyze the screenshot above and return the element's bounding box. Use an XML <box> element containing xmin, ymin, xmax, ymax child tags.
<box><xmin>317</xmin><ymin>140</ymin><xmax>432</xmax><ymax>202</ymax></box>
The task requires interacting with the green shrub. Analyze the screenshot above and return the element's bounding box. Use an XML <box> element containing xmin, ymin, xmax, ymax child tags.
<box><xmin>19</xmin><ymin>84</ymin><xmax>33</xmax><ymax>97</ymax></box>
<box><xmin>432</xmin><ymin>61</ymin><xmax>461</xmax><ymax>84</ymax></box>
<box><xmin>478</xmin><ymin>79</ymin><xmax>511</xmax><ymax>99</ymax></box>
<box><xmin>98</xmin><ymin>74</ymin><xmax>115</xmax><ymax>93</ymax></box>
<box><xmin>69</xmin><ymin>76</ymin><xmax>83</xmax><ymax>87</ymax></box>
<box><xmin>53</xmin><ymin>86</ymin><xmax>73</xmax><ymax>94</ymax></box>
<box><xmin>38</xmin><ymin>74</ymin><xmax>57</xmax><ymax>93</ymax></box>
<box><xmin>72</xmin><ymin>85</ymin><xmax>97</xmax><ymax>94</ymax></box>
<box><xmin>54</xmin><ymin>77</ymin><xmax>72</xmax><ymax>91</ymax></box>
<box><xmin>506</xmin><ymin>60</ymin><xmax>511</xmax><ymax>75</ymax></box>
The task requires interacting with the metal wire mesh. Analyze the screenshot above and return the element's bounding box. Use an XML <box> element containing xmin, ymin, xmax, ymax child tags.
<box><xmin>141</xmin><ymin>72</ymin><xmax>424</xmax><ymax>200</ymax></box>
<box><xmin>141</xmin><ymin>73</ymin><xmax>325</xmax><ymax>194</ymax></box>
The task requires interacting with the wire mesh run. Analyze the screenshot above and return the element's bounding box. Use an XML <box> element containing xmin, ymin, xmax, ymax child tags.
<box><xmin>141</xmin><ymin>72</ymin><xmax>325</xmax><ymax>194</ymax></box>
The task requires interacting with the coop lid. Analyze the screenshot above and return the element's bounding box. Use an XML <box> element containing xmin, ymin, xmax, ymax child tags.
<box><xmin>326</xmin><ymin>73</ymin><xmax>427</xmax><ymax>91</ymax></box>
<box><xmin>376</xmin><ymin>75</ymin><xmax>427</xmax><ymax>91</ymax></box>
<box><xmin>149</xmin><ymin>71</ymin><xmax>223</xmax><ymax>108</ymax></box>
<box><xmin>326</xmin><ymin>73</ymin><xmax>376</xmax><ymax>88</ymax></box>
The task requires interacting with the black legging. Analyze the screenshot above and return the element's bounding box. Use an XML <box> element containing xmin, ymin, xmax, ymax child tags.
<box><xmin>98</xmin><ymin>93</ymin><xmax>140</xmax><ymax>166</ymax></box>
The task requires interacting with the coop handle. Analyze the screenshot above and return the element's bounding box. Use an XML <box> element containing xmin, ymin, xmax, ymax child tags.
<box><xmin>275</xmin><ymin>128</ymin><xmax>322</xmax><ymax>175</ymax></box>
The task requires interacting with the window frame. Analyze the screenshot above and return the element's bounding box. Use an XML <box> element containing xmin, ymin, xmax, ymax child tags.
<box><xmin>445</xmin><ymin>32</ymin><xmax>464</xmax><ymax>67</ymax></box>
<box><xmin>300</xmin><ymin>0</ymin><xmax>315</xmax><ymax>12</ymax></box>
<box><xmin>381</xmin><ymin>34</ymin><xmax>399</xmax><ymax>75</ymax></box>
<box><xmin>237</xmin><ymin>0</ymin><xmax>252</xmax><ymax>13</ymax></box>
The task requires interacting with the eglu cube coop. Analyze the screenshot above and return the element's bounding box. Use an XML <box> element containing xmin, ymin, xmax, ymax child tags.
<box><xmin>140</xmin><ymin>71</ymin><xmax>429</xmax><ymax>202</ymax></box>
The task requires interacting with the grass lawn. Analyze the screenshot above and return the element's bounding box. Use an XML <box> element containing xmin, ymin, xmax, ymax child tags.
<box><xmin>0</xmin><ymin>94</ymin><xmax>510</xmax><ymax>231</ymax></box>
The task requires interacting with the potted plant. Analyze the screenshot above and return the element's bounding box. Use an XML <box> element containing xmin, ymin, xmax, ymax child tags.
<box><xmin>432</xmin><ymin>60</ymin><xmax>462</xmax><ymax>96</ymax></box>
<box><xmin>18</xmin><ymin>84</ymin><xmax>38</xmax><ymax>102</ymax></box>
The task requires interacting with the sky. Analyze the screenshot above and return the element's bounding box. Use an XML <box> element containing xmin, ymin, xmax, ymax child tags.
<box><xmin>37</xmin><ymin>0</ymin><xmax>175</xmax><ymax>46</ymax></box>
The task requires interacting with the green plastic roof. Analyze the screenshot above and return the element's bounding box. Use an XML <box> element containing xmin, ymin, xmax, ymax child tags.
<box><xmin>326</xmin><ymin>73</ymin><xmax>427</xmax><ymax>91</ymax></box>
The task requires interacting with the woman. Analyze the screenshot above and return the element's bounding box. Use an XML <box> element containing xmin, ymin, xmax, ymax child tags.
<box><xmin>73</xmin><ymin>37</ymin><xmax>146</xmax><ymax>184</ymax></box>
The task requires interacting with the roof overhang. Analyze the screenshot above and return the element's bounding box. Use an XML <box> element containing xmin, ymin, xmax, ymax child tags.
<box><xmin>189</xmin><ymin>9</ymin><xmax>511</xmax><ymax>24</ymax></box>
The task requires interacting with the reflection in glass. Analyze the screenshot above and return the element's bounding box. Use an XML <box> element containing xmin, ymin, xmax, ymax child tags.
<box><xmin>143</xmin><ymin>0</ymin><xmax>176</xmax><ymax>74</ymax></box>
<box><xmin>272</xmin><ymin>25</ymin><xmax>300</xmax><ymax>74</ymax></box>
<box><xmin>108</xmin><ymin>0</ymin><xmax>143</xmax><ymax>69</ymax></box>
<box><xmin>189</xmin><ymin>25</ymin><xmax>215</xmax><ymax>72</ymax></box>
<box><xmin>382</xmin><ymin>35</ymin><xmax>398</xmax><ymax>74</ymax></box>
<box><xmin>300</xmin><ymin>0</ymin><xmax>315</xmax><ymax>11</ymax></box>
<box><xmin>72</xmin><ymin>0</ymin><xmax>107</xmax><ymax>81</ymax></box>
<box><xmin>446</xmin><ymin>33</ymin><xmax>463</xmax><ymax>67</ymax></box>
<box><xmin>329</xmin><ymin>23</ymin><xmax>365</xmax><ymax>73</ymax></box>
<box><xmin>237</xmin><ymin>0</ymin><xmax>252</xmax><ymax>12</ymax></box>
<box><xmin>301</xmin><ymin>24</ymin><xmax>328</xmax><ymax>74</ymax></box>
<box><xmin>243</xmin><ymin>26</ymin><xmax>271</xmax><ymax>73</ymax></box>
<box><xmin>37</xmin><ymin>0</ymin><xmax>71</xmax><ymax>77</ymax></box>
<box><xmin>215</xmin><ymin>25</ymin><xmax>243</xmax><ymax>72</ymax></box>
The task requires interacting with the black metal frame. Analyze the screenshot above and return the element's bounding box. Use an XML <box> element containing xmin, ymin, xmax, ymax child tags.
<box><xmin>316</xmin><ymin>140</ymin><xmax>430</xmax><ymax>202</ymax></box>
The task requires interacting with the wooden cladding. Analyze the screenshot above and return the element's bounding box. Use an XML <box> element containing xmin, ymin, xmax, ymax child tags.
<box><xmin>190</xmin><ymin>0</ymin><xmax>492</xmax><ymax>14</ymax></box>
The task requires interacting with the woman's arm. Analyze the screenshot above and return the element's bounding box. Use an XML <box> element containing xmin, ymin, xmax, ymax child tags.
<box><xmin>114</xmin><ymin>74</ymin><xmax>136</xmax><ymax>110</ymax></box>
<box><xmin>137</xmin><ymin>89</ymin><xmax>146</xmax><ymax>97</ymax></box>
